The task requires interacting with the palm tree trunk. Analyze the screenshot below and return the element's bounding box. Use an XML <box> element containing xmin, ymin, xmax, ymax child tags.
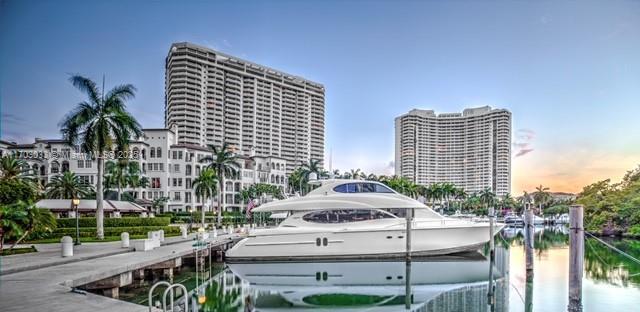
<box><xmin>201</xmin><ymin>197</ymin><xmax>206</xmax><ymax>230</ymax></box>
<box><xmin>210</xmin><ymin>196</ymin><xmax>215</xmax><ymax>229</ymax></box>
<box><xmin>10</xmin><ymin>230</ymin><xmax>31</xmax><ymax>250</ymax></box>
<box><xmin>96</xmin><ymin>156</ymin><xmax>104</xmax><ymax>240</ymax></box>
<box><xmin>217</xmin><ymin>177</ymin><xmax>224</xmax><ymax>226</ymax></box>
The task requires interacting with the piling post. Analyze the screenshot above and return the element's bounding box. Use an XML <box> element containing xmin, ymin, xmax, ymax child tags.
<box><xmin>487</xmin><ymin>206</ymin><xmax>495</xmax><ymax>308</ymax></box>
<box><xmin>405</xmin><ymin>208</ymin><xmax>412</xmax><ymax>261</ymax></box>
<box><xmin>568</xmin><ymin>205</ymin><xmax>584</xmax><ymax>312</ymax></box>
<box><xmin>404</xmin><ymin>260</ymin><xmax>412</xmax><ymax>310</ymax></box>
<box><xmin>525</xmin><ymin>206</ymin><xmax>534</xmax><ymax>280</ymax></box>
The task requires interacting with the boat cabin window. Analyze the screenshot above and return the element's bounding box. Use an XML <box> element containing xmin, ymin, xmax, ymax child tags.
<box><xmin>303</xmin><ymin>209</ymin><xmax>396</xmax><ymax>223</ymax></box>
<box><xmin>333</xmin><ymin>182</ymin><xmax>394</xmax><ymax>194</ymax></box>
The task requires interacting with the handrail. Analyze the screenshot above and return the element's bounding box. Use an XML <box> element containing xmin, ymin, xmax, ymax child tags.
<box><xmin>148</xmin><ymin>281</ymin><xmax>172</xmax><ymax>312</ymax></box>
<box><xmin>162</xmin><ymin>283</ymin><xmax>188</xmax><ymax>312</ymax></box>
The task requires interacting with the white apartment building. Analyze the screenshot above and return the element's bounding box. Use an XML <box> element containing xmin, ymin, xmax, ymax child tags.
<box><xmin>3</xmin><ymin>127</ymin><xmax>288</xmax><ymax>213</ymax></box>
<box><xmin>395</xmin><ymin>106</ymin><xmax>511</xmax><ymax>196</ymax></box>
<box><xmin>165</xmin><ymin>42</ymin><xmax>325</xmax><ymax>173</ymax></box>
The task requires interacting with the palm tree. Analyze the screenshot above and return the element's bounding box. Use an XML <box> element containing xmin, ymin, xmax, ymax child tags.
<box><xmin>501</xmin><ymin>193</ymin><xmax>515</xmax><ymax>216</ymax></box>
<box><xmin>533</xmin><ymin>184</ymin><xmax>551</xmax><ymax>214</ymax></box>
<box><xmin>331</xmin><ymin>169</ymin><xmax>341</xmax><ymax>178</ymax></box>
<box><xmin>348</xmin><ymin>168</ymin><xmax>362</xmax><ymax>180</ymax></box>
<box><xmin>201</xmin><ymin>143</ymin><xmax>240</xmax><ymax>226</ymax></box>
<box><xmin>287</xmin><ymin>168</ymin><xmax>305</xmax><ymax>195</ymax></box>
<box><xmin>45</xmin><ymin>171</ymin><xmax>93</xmax><ymax>199</ymax></box>
<box><xmin>10</xmin><ymin>202</ymin><xmax>56</xmax><ymax>249</ymax></box>
<box><xmin>0</xmin><ymin>203</ymin><xmax>27</xmax><ymax>249</ymax></box>
<box><xmin>0</xmin><ymin>154</ymin><xmax>33</xmax><ymax>181</ymax></box>
<box><xmin>192</xmin><ymin>168</ymin><xmax>218</xmax><ymax>229</ymax></box>
<box><xmin>454</xmin><ymin>188</ymin><xmax>468</xmax><ymax>211</ymax></box>
<box><xmin>105</xmin><ymin>160</ymin><xmax>128</xmax><ymax>201</ymax></box>
<box><xmin>151</xmin><ymin>196</ymin><xmax>168</xmax><ymax>213</ymax></box>
<box><xmin>366</xmin><ymin>173</ymin><xmax>378</xmax><ymax>181</ymax></box>
<box><xmin>60</xmin><ymin>75</ymin><xmax>142</xmax><ymax>239</ymax></box>
<box><xmin>441</xmin><ymin>183</ymin><xmax>456</xmax><ymax>212</ymax></box>
<box><xmin>479</xmin><ymin>187</ymin><xmax>496</xmax><ymax>214</ymax></box>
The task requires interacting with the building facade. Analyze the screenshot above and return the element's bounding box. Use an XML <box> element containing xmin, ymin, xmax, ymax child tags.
<box><xmin>4</xmin><ymin>128</ymin><xmax>288</xmax><ymax>213</ymax></box>
<box><xmin>395</xmin><ymin>106</ymin><xmax>511</xmax><ymax>196</ymax></box>
<box><xmin>165</xmin><ymin>42</ymin><xmax>325</xmax><ymax>173</ymax></box>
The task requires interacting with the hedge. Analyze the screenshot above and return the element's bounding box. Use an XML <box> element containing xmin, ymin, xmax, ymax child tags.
<box><xmin>56</xmin><ymin>217</ymin><xmax>170</xmax><ymax>228</ymax></box>
<box><xmin>51</xmin><ymin>226</ymin><xmax>180</xmax><ymax>238</ymax></box>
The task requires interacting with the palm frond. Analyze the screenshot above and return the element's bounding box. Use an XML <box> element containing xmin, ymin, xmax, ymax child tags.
<box><xmin>69</xmin><ymin>75</ymin><xmax>101</xmax><ymax>105</ymax></box>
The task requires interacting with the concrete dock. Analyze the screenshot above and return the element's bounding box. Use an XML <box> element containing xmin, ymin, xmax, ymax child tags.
<box><xmin>0</xmin><ymin>233</ymin><xmax>240</xmax><ymax>312</ymax></box>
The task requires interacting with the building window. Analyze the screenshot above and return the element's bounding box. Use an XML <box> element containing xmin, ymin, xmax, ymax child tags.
<box><xmin>174</xmin><ymin>192</ymin><xmax>180</xmax><ymax>201</ymax></box>
<box><xmin>186</xmin><ymin>165</ymin><xmax>192</xmax><ymax>176</ymax></box>
<box><xmin>172</xmin><ymin>151</ymin><xmax>177</xmax><ymax>159</ymax></box>
<box><xmin>61</xmin><ymin>161</ymin><xmax>70</xmax><ymax>173</ymax></box>
<box><xmin>151</xmin><ymin>178</ymin><xmax>161</xmax><ymax>188</ymax></box>
<box><xmin>174</xmin><ymin>164</ymin><xmax>180</xmax><ymax>173</ymax></box>
<box><xmin>77</xmin><ymin>160</ymin><xmax>84</xmax><ymax>169</ymax></box>
<box><xmin>51</xmin><ymin>161</ymin><xmax>60</xmax><ymax>173</ymax></box>
<box><xmin>157</xmin><ymin>147</ymin><xmax>162</xmax><ymax>158</ymax></box>
<box><xmin>150</xmin><ymin>148</ymin><xmax>155</xmax><ymax>158</ymax></box>
<box><xmin>159</xmin><ymin>163</ymin><xmax>164</xmax><ymax>172</ymax></box>
<box><xmin>186</xmin><ymin>178</ymin><xmax>192</xmax><ymax>189</ymax></box>
<box><xmin>85</xmin><ymin>160</ymin><xmax>92</xmax><ymax>168</ymax></box>
<box><xmin>178</xmin><ymin>151</ymin><xmax>183</xmax><ymax>159</ymax></box>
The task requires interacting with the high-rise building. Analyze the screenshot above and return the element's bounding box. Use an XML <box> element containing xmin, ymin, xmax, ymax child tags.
<box><xmin>395</xmin><ymin>106</ymin><xmax>511</xmax><ymax>196</ymax></box>
<box><xmin>165</xmin><ymin>42</ymin><xmax>325</xmax><ymax>173</ymax></box>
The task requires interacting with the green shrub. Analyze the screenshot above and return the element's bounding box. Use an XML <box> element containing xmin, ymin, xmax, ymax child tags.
<box><xmin>56</xmin><ymin>217</ymin><xmax>170</xmax><ymax>228</ymax></box>
<box><xmin>629</xmin><ymin>225</ymin><xmax>640</xmax><ymax>235</ymax></box>
<box><xmin>49</xmin><ymin>226</ymin><xmax>180</xmax><ymax>238</ymax></box>
<box><xmin>0</xmin><ymin>179</ymin><xmax>38</xmax><ymax>204</ymax></box>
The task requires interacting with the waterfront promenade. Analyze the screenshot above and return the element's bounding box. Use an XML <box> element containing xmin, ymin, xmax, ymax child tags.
<box><xmin>0</xmin><ymin>233</ymin><xmax>239</xmax><ymax>312</ymax></box>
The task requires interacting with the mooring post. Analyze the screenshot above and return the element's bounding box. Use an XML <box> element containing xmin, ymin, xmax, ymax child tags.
<box><xmin>568</xmin><ymin>205</ymin><xmax>584</xmax><ymax>312</ymax></box>
<box><xmin>487</xmin><ymin>206</ymin><xmax>495</xmax><ymax>307</ymax></box>
<box><xmin>525</xmin><ymin>206</ymin><xmax>534</xmax><ymax>281</ymax></box>
<box><xmin>405</xmin><ymin>208</ymin><xmax>412</xmax><ymax>261</ymax></box>
<box><xmin>404</xmin><ymin>260</ymin><xmax>412</xmax><ymax>310</ymax></box>
<box><xmin>525</xmin><ymin>278</ymin><xmax>533</xmax><ymax>312</ymax></box>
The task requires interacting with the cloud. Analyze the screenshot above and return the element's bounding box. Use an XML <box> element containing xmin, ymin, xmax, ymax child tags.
<box><xmin>1</xmin><ymin>113</ymin><xmax>26</xmax><ymax>125</ymax></box>
<box><xmin>515</xmin><ymin>148</ymin><xmax>534</xmax><ymax>157</ymax></box>
<box><xmin>222</xmin><ymin>39</ymin><xmax>232</xmax><ymax>48</ymax></box>
<box><xmin>513</xmin><ymin>129</ymin><xmax>535</xmax><ymax>157</ymax></box>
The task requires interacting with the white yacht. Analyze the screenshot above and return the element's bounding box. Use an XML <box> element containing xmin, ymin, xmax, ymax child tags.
<box><xmin>226</xmin><ymin>180</ymin><xmax>503</xmax><ymax>261</ymax></box>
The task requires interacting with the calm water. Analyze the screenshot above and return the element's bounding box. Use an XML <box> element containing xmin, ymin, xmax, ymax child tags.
<box><xmin>119</xmin><ymin>226</ymin><xmax>640</xmax><ymax>311</ymax></box>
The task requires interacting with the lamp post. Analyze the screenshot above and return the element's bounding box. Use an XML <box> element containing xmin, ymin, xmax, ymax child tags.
<box><xmin>72</xmin><ymin>198</ymin><xmax>81</xmax><ymax>245</ymax></box>
<box><xmin>188</xmin><ymin>207</ymin><xmax>193</xmax><ymax>232</ymax></box>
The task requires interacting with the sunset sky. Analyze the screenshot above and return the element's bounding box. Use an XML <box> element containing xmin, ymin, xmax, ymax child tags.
<box><xmin>1</xmin><ymin>0</ymin><xmax>639</xmax><ymax>194</ymax></box>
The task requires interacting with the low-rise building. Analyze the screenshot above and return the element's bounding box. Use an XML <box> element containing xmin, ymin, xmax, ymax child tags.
<box><xmin>4</xmin><ymin>127</ymin><xmax>288</xmax><ymax>213</ymax></box>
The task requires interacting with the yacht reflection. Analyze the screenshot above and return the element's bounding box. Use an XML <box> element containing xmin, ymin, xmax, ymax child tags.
<box><xmin>227</xmin><ymin>252</ymin><xmax>507</xmax><ymax>311</ymax></box>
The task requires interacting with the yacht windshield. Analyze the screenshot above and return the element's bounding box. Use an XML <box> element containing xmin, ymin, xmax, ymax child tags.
<box><xmin>333</xmin><ymin>182</ymin><xmax>394</xmax><ymax>193</ymax></box>
<box><xmin>303</xmin><ymin>209</ymin><xmax>396</xmax><ymax>223</ymax></box>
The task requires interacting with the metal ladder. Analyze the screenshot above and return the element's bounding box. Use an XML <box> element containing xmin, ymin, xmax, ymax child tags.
<box><xmin>148</xmin><ymin>281</ymin><xmax>188</xmax><ymax>312</ymax></box>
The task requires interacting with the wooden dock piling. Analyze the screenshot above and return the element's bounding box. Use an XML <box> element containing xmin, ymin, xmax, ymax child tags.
<box><xmin>524</xmin><ymin>207</ymin><xmax>534</xmax><ymax>281</ymax></box>
<box><xmin>568</xmin><ymin>205</ymin><xmax>584</xmax><ymax>312</ymax></box>
<box><xmin>487</xmin><ymin>206</ymin><xmax>496</xmax><ymax>308</ymax></box>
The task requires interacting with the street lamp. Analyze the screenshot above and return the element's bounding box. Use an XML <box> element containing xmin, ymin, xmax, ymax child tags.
<box><xmin>72</xmin><ymin>198</ymin><xmax>81</xmax><ymax>245</ymax></box>
<box><xmin>188</xmin><ymin>207</ymin><xmax>194</xmax><ymax>232</ymax></box>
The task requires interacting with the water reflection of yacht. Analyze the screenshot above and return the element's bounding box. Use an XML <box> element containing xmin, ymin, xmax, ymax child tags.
<box><xmin>227</xmin><ymin>180</ymin><xmax>504</xmax><ymax>261</ymax></box>
<box><xmin>227</xmin><ymin>254</ymin><xmax>503</xmax><ymax>311</ymax></box>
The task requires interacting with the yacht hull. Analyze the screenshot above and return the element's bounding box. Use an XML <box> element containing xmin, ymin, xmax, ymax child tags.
<box><xmin>226</xmin><ymin>223</ymin><xmax>501</xmax><ymax>261</ymax></box>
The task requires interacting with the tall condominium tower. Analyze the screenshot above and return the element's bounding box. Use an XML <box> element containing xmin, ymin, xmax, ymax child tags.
<box><xmin>395</xmin><ymin>106</ymin><xmax>511</xmax><ymax>196</ymax></box>
<box><xmin>165</xmin><ymin>42</ymin><xmax>325</xmax><ymax>172</ymax></box>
